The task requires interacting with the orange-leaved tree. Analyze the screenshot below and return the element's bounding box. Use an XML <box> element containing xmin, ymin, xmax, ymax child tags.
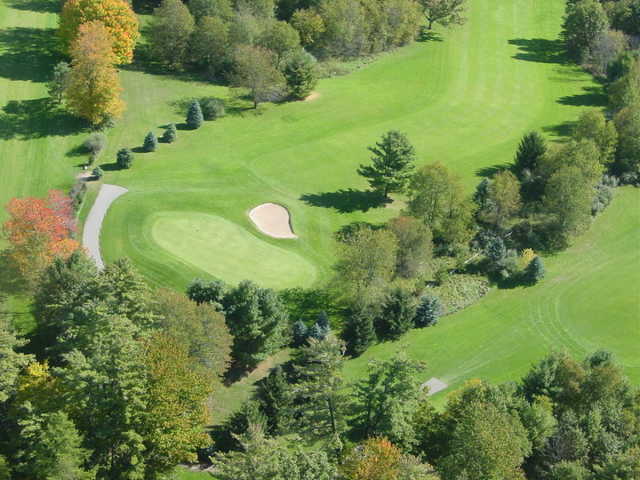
<box><xmin>341</xmin><ymin>437</ymin><xmax>402</xmax><ymax>480</ymax></box>
<box><xmin>65</xmin><ymin>21</ymin><xmax>125</xmax><ymax>125</ymax></box>
<box><xmin>3</xmin><ymin>190</ymin><xmax>80</xmax><ymax>288</ymax></box>
<box><xmin>59</xmin><ymin>0</ymin><xmax>139</xmax><ymax>64</ymax></box>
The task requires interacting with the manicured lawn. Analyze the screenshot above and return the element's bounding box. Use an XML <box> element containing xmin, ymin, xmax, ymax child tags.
<box><xmin>343</xmin><ymin>187</ymin><xmax>640</xmax><ymax>404</ymax></box>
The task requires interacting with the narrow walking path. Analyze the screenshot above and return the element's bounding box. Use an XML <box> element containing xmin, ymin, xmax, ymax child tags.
<box><xmin>82</xmin><ymin>184</ymin><xmax>128</xmax><ymax>269</ymax></box>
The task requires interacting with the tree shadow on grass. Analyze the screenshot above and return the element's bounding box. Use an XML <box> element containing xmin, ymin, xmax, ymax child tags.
<box><xmin>475</xmin><ymin>163</ymin><xmax>513</xmax><ymax>178</ymax></box>
<box><xmin>508</xmin><ymin>38</ymin><xmax>567</xmax><ymax>64</ymax></box>
<box><xmin>557</xmin><ymin>86</ymin><xmax>607</xmax><ymax>107</ymax></box>
<box><xmin>300</xmin><ymin>189</ymin><xmax>389</xmax><ymax>213</ymax></box>
<box><xmin>543</xmin><ymin>120</ymin><xmax>576</xmax><ymax>139</ymax></box>
<box><xmin>0</xmin><ymin>27</ymin><xmax>61</xmax><ymax>82</ymax></box>
<box><xmin>0</xmin><ymin>99</ymin><xmax>85</xmax><ymax>140</ymax></box>
<box><xmin>417</xmin><ymin>29</ymin><xmax>443</xmax><ymax>42</ymax></box>
<box><xmin>5</xmin><ymin>0</ymin><xmax>59</xmax><ymax>13</ymax></box>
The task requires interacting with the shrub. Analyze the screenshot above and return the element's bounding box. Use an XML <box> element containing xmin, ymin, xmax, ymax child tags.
<box><xmin>162</xmin><ymin>123</ymin><xmax>177</xmax><ymax>143</ymax></box>
<box><xmin>200</xmin><ymin>97</ymin><xmax>225</xmax><ymax>120</ymax></box>
<box><xmin>284</xmin><ymin>50</ymin><xmax>318</xmax><ymax>100</ymax></box>
<box><xmin>186</xmin><ymin>100</ymin><xmax>203</xmax><ymax>129</ymax></box>
<box><xmin>84</xmin><ymin>132</ymin><xmax>107</xmax><ymax>163</ymax></box>
<box><xmin>69</xmin><ymin>181</ymin><xmax>87</xmax><ymax>211</ymax></box>
<box><xmin>414</xmin><ymin>294</ymin><xmax>442</xmax><ymax>327</ymax></box>
<box><xmin>143</xmin><ymin>131</ymin><xmax>158</xmax><ymax>152</ymax></box>
<box><xmin>92</xmin><ymin>166</ymin><xmax>104</xmax><ymax>179</ymax></box>
<box><xmin>526</xmin><ymin>256</ymin><xmax>545</xmax><ymax>284</ymax></box>
<box><xmin>116</xmin><ymin>148</ymin><xmax>133</xmax><ymax>169</ymax></box>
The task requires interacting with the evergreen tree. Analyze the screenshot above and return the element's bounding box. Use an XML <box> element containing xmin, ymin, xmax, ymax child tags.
<box><xmin>223</xmin><ymin>280</ymin><xmax>288</xmax><ymax>370</ymax></box>
<box><xmin>377</xmin><ymin>287</ymin><xmax>417</xmax><ymax>340</ymax></box>
<box><xmin>0</xmin><ymin>317</ymin><xmax>32</xmax><ymax>403</ymax></box>
<box><xmin>514</xmin><ymin>131</ymin><xmax>547</xmax><ymax>176</ymax></box>
<box><xmin>186</xmin><ymin>100</ymin><xmax>204</xmax><ymax>129</ymax></box>
<box><xmin>292</xmin><ymin>320</ymin><xmax>309</xmax><ymax>347</ymax></box>
<box><xmin>316</xmin><ymin>311</ymin><xmax>330</xmax><ymax>335</ymax></box>
<box><xmin>284</xmin><ymin>50</ymin><xmax>318</xmax><ymax>100</ymax></box>
<box><xmin>526</xmin><ymin>256</ymin><xmax>545</xmax><ymax>284</ymax></box>
<box><xmin>162</xmin><ymin>123</ymin><xmax>177</xmax><ymax>143</ymax></box>
<box><xmin>414</xmin><ymin>294</ymin><xmax>442</xmax><ymax>327</ymax></box>
<box><xmin>293</xmin><ymin>335</ymin><xmax>347</xmax><ymax>444</ymax></box>
<box><xmin>256</xmin><ymin>365</ymin><xmax>294</xmax><ymax>435</ymax></box>
<box><xmin>358</xmin><ymin>130</ymin><xmax>416</xmax><ymax>198</ymax></box>
<box><xmin>343</xmin><ymin>308</ymin><xmax>376</xmax><ymax>356</ymax></box>
<box><xmin>143</xmin><ymin>131</ymin><xmax>158</xmax><ymax>152</ymax></box>
<box><xmin>47</xmin><ymin>61</ymin><xmax>71</xmax><ymax>105</ymax></box>
<box><xmin>15</xmin><ymin>407</ymin><xmax>94</xmax><ymax>480</ymax></box>
<box><xmin>116</xmin><ymin>148</ymin><xmax>133</xmax><ymax>169</ymax></box>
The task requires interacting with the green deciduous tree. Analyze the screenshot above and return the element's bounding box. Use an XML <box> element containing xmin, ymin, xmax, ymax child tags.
<box><xmin>353</xmin><ymin>353</ymin><xmax>425</xmax><ymax>449</ymax></box>
<box><xmin>188</xmin><ymin>0</ymin><xmax>233</xmax><ymax>20</ymax></box>
<box><xmin>388</xmin><ymin>216</ymin><xmax>433</xmax><ymax>279</ymax></box>
<box><xmin>358</xmin><ymin>131</ymin><xmax>416</xmax><ymax>199</ymax></box>
<box><xmin>419</xmin><ymin>0</ymin><xmax>467</xmax><ymax>30</ymax></box>
<box><xmin>439</xmin><ymin>402</ymin><xmax>531</xmax><ymax>480</ymax></box>
<box><xmin>258</xmin><ymin>20</ymin><xmax>301</xmax><ymax>66</ymax></box>
<box><xmin>478</xmin><ymin>170</ymin><xmax>522</xmax><ymax>229</ymax></box>
<box><xmin>223</xmin><ymin>280</ymin><xmax>288</xmax><ymax>370</ymax></box>
<box><xmin>573</xmin><ymin>110</ymin><xmax>618</xmax><ymax>165</ymax></box>
<box><xmin>614</xmin><ymin>104</ymin><xmax>640</xmax><ymax>177</ymax></box>
<box><xmin>563</xmin><ymin>0</ymin><xmax>609</xmax><ymax>60</ymax></box>
<box><xmin>231</xmin><ymin>45</ymin><xmax>287</xmax><ymax>108</ymax></box>
<box><xmin>142</xmin><ymin>332</ymin><xmax>212</xmax><ymax>477</ymax></box>
<box><xmin>191</xmin><ymin>16</ymin><xmax>231</xmax><ymax>77</ymax></box>
<box><xmin>291</xmin><ymin>8</ymin><xmax>325</xmax><ymax>47</ymax></box>
<box><xmin>150</xmin><ymin>288</ymin><xmax>231</xmax><ymax>377</ymax></box>
<box><xmin>150</xmin><ymin>0</ymin><xmax>195</xmax><ymax>70</ymax></box>
<box><xmin>543</xmin><ymin>165</ymin><xmax>594</xmax><ymax>239</ymax></box>
<box><xmin>406</xmin><ymin>162</ymin><xmax>474</xmax><ymax>248</ymax></box>
<box><xmin>334</xmin><ymin>227</ymin><xmax>398</xmax><ymax>309</ymax></box>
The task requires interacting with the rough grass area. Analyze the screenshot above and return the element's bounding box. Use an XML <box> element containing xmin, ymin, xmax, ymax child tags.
<box><xmin>343</xmin><ymin>188</ymin><xmax>640</xmax><ymax>404</ymax></box>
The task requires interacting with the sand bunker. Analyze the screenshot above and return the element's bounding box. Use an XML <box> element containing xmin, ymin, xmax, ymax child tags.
<box><xmin>421</xmin><ymin>378</ymin><xmax>449</xmax><ymax>396</ymax></box>
<box><xmin>249</xmin><ymin>203</ymin><xmax>297</xmax><ymax>239</ymax></box>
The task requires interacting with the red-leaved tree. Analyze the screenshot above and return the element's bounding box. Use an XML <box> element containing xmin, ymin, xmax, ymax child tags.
<box><xmin>3</xmin><ymin>190</ymin><xmax>81</xmax><ymax>288</ymax></box>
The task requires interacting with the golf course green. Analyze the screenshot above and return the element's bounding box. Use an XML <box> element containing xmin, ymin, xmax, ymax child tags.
<box><xmin>0</xmin><ymin>0</ymin><xmax>637</xmax><ymax>408</ymax></box>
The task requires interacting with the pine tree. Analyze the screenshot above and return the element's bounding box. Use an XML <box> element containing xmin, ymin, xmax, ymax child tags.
<box><xmin>116</xmin><ymin>148</ymin><xmax>133</xmax><ymax>169</ymax></box>
<box><xmin>514</xmin><ymin>131</ymin><xmax>546</xmax><ymax>175</ymax></box>
<box><xmin>292</xmin><ymin>320</ymin><xmax>309</xmax><ymax>347</ymax></box>
<box><xmin>378</xmin><ymin>287</ymin><xmax>417</xmax><ymax>340</ymax></box>
<box><xmin>358</xmin><ymin>130</ymin><xmax>416</xmax><ymax>199</ymax></box>
<box><xmin>186</xmin><ymin>100</ymin><xmax>204</xmax><ymax>129</ymax></box>
<box><xmin>143</xmin><ymin>131</ymin><xmax>158</xmax><ymax>152</ymax></box>
<box><xmin>526</xmin><ymin>256</ymin><xmax>545</xmax><ymax>284</ymax></box>
<box><xmin>48</xmin><ymin>61</ymin><xmax>70</xmax><ymax>104</ymax></box>
<box><xmin>343</xmin><ymin>309</ymin><xmax>376</xmax><ymax>357</ymax></box>
<box><xmin>414</xmin><ymin>294</ymin><xmax>442</xmax><ymax>327</ymax></box>
<box><xmin>256</xmin><ymin>365</ymin><xmax>293</xmax><ymax>435</ymax></box>
<box><xmin>283</xmin><ymin>50</ymin><xmax>318</xmax><ymax>100</ymax></box>
<box><xmin>162</xmin><ymin>123</ymin><xmax>177</xmax><ymax>143</ymax></box>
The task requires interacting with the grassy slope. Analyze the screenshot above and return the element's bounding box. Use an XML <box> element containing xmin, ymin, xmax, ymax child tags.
<box><xmin>344</xmin><ymin>187</ymin><xmax>640</xmax><ymax>402</ymax></box>
<box><xmin>97</xmin><ymin>0</ymin><xmax>606</xmax><ymax>290</ymax></box>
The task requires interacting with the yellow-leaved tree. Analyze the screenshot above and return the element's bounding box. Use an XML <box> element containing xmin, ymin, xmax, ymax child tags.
<box><xmin>59</xmin><ymin>0</ymin><xmax>139</xmax><ymax>64</ymax></box>
<box><xmin>65</xmin><ymin>21</ymin><xmax>125</xmax><ymax>125</ymax></box>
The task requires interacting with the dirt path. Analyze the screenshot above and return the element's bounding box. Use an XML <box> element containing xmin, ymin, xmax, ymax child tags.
<box><xmin>82</xmin><ymin>184</ymin><xmax>128</xmax><ymax>269</ymax></box>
